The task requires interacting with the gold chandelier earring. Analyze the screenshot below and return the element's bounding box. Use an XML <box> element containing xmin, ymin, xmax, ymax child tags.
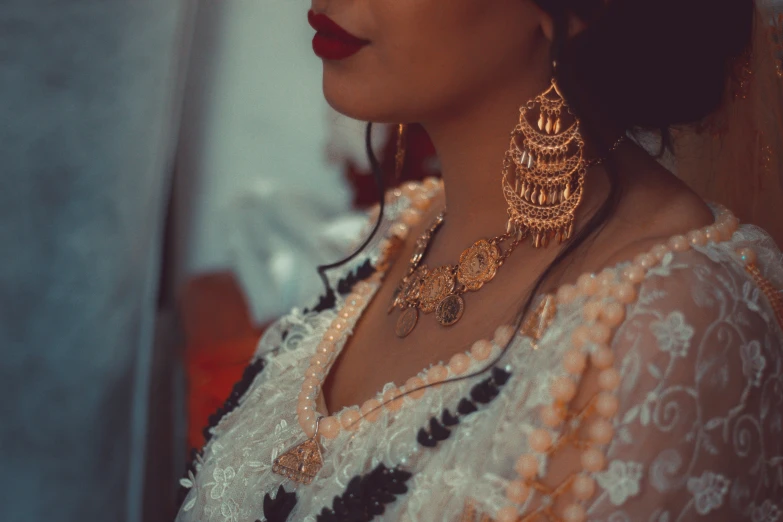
<box><xmin>502</xmin><ymin>75</ymin><xmax>591</xmax><ymax>248</ymax></box>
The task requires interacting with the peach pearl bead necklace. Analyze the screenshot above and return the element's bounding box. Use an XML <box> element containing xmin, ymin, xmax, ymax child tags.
<box><xmin>498</xmin><ymin>205</ymin><xmax>740</xmax><ymax>522</ymax></box>
<box><xmin>298</xmin><ymin>296</ymin><xmax>511</xmax><ymax>441</ymax></box>
<box><xmin>296</xmin><ymin>178</ymin><xmax>510</xmax><ymax>443</ymax></box>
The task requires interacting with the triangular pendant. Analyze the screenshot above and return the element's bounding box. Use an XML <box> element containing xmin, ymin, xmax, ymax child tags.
<box><xmin>272</xmin><ymin>437</ymin><xmax>323</xmax><ymax>485</ymax></box>
<box><xmin>521</xmin><ymin>295</ymin><xmax>557</xmax><ymax>346</ymax></box>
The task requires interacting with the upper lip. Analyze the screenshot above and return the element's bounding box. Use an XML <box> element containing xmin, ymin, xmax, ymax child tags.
<box><xmin>308</xmin><ymin>10</ymin><xmax>369</xmax><ymax>45</ymax></box>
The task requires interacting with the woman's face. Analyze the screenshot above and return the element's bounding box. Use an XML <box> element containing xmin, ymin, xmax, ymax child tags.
<box><xmin>310</xmin><ymin>0</ymin><xmax>550</xmax><ymax>124</ymax></box>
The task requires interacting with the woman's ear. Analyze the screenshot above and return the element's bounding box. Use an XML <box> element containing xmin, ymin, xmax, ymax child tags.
<box><xmin>540</xmin><ymin>14</ymin><xmax>555</xmax><ymax>42</ymax></box>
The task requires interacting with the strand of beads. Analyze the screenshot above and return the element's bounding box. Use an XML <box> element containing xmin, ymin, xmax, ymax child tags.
<box><xmin>351</xmin><ymin>326</ymin><xmax>509</xmax><ymax>434</ymax></box>
<box><xmin>739</xmin><ymin>247</ymin><xmax>783</xmax><ymax>329</ymax></box>
<box><xmin>297</xmin><ymin>177</ymin><xmax>491</xmax><ymax>442</ymax></box>
<box><xmin>297</xmin><ymin>318</ymin><xmax>510</xmax><ymax>442</ymax></box>
<box><xmin>495</xmin><ymin>206</ymin><xmax>740</xmax><ymax>522</ymax></box>
<box><xmin>295</xmin><ymin>180</ymin><xmax>443</xmax><ymax>440</ymax></box>
<box><xmin>297</xmin><ymin>277</ymin><xmax>377</xmax><ymax>439</ymax></box>
<box><xmin>387</xmin><ymin>178</ymin><xmax>443</xmax><ymax>241</ymax></box>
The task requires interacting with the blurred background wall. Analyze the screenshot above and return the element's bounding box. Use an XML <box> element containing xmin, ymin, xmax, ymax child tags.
<box><xmin>168</xmin><ymin>0</ymin><xmax>375</xmax><ymax>483</ymax></box>
<box><xmin>3</xmin><ymin>1</ymin><xmax>783</xmax><ymax>521</ymax></box>
<box><xmin>175</xmin><ymin>0</ymin><xmax>350</xmax><ymax>283</ymax></box>
<box><xmin>0</xmin><ymin>1</ymin><xmax>194</xmax><ymax>522</ymax></box>
<box><xmin>0</xmin><ymin>1</ymin><xmax>421</xmax><ymax>521</ymax></box>
<box><xmin>173</xmin><ymin>0</ymin><xmax>357</xmax><ymax>325</ymax></box>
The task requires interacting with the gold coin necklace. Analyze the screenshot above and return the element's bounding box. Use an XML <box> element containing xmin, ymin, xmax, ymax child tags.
<box><xmin>389</xmin><ymin>211</ymin><xmax>523</xmax><ymax>338</ymax></box>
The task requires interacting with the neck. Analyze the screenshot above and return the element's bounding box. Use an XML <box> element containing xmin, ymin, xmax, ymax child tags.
<box><xmin>422</xmin><ymin>89</ymin><xmax>523</xmax><ymax>248</ymax></box>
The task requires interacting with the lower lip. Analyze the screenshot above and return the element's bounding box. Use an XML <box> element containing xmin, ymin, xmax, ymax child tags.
<box><xmin>312</xmin><ymin>33</ymin><xmax>367</xmax><ymax>60</ymax></box>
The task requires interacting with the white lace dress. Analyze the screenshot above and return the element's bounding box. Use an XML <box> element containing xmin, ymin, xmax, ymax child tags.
<box><xmin>176</xmin><ymin>181</ymin><xmax>783</xmax><ymax>522</ymax></box>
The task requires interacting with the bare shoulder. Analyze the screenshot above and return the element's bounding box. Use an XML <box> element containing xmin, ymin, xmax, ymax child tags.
<box><xmin>589</xmin><ymin>166</ymin><xmax>715</xmax><ymax>270</ymax></box>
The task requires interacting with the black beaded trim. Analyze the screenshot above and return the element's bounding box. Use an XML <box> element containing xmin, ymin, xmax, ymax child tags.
<box><xmin>311</xmin><ymin>259</ymin><xmax>376</xmax><ymax>313</ymax></box>
<box><xmin>417</xmin><ymin>367</ymin><xmax>511</xmax><ymax>448</ymax></box>
<box><xmin>337</xmin><ymin>259</ymin><xmax>375</xmax><ymax>295</ymax></box>
<box><xmin>204</xmin><ymin>358</ymin><xmax>266</xmax><ymax>441</ymax></box>
<box><xmin>315</xmin><ymin>464</ymin><xmax>413</xmax><ymax>522</ymax></box>
<box><xmin>260</xmin><ymin>485</ymin><xmax>298</xmax><ymax>522</ymax></box>
<box><xmin>311</xmin><ymin>288</ymin><xmax>337</xmax><ymax>314</ymax></box>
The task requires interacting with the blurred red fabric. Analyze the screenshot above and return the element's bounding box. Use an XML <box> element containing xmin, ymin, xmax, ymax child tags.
<box><xmin>180</xmin><ymin>272</ymin><xmax>266</xmax><ymax>450</ymax></box>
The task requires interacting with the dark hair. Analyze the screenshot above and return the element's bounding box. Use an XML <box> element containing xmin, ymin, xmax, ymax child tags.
<box><xmin>543</xmin><ymin>0</ymin><xmax>754</xmax><ymax>130</ymax></box>
<box><xmin>317</xmin><ymin>0</ymin><xmax>756</xmax><ymax>404</ymax></box>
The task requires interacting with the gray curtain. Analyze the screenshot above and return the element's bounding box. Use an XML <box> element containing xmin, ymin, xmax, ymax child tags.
<box><xmin>0</xmin><ymin>1</ymin><xmax>193</xmax><ymax>521</ymax></box>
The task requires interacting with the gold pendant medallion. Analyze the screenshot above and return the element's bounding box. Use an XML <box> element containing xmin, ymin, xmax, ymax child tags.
<box><xmin>272</xmin><ymin>436</ymin><xmax>323</xmax><ymax>485</ymax></box>
<box><xmin>395</xmin><ymin>307</ymin><xmax>419</xmax><ymax>338</ymax></box>
<box><xmin>402</xmin><ymin>266</ymin><xmax>428</xmax><ymax>302</ymax></box>
<box><xmin>457</xmin><ymin>239</ymin><xmax>500</xmax><ymax>291</ymax></box>
<box><xmin>420</xmin><ymin>267</ymin><xmax>456</xmax><ymax>313</ymax></box>
<box><xmin>436</xmin><ymin>294</ymin><xmax>465</xmax><ymax>327</ymax></box>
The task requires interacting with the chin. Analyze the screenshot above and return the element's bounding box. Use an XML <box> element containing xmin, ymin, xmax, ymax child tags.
<box><xmin>322</xmin><ymin>67</ymin><xmax>410</xmax><ymax>124</ymax></box>
<box><xmin>323</xmin><ymin>86</ymin><xmax>393</xmax><ymax>124</ymax></box>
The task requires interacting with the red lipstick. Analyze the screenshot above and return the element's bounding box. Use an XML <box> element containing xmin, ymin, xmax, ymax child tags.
<box><xmin>308</xmin><ymin>10</ymin><xmax>369</xmax><ymax>60</ymax></box>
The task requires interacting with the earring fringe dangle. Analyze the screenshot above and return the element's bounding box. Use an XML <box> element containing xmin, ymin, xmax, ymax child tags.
<box><xmin>502</xmin><ymin>78</ymin><xmax>587</xmax><ymax>248</ymax></box>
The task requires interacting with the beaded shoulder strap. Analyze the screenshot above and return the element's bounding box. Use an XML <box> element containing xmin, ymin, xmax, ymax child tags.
<box><xmin>739</xmin><ymin>248</ymin><xmax>783</xmax><ymax>330</ymax></box>
<box><xmin>487</xmin><ymin>207</ymin><xmax>742</xmax><ymax>522</ymax></box>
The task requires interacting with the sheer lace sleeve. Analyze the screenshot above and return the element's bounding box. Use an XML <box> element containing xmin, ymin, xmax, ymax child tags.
<box><xmin>496</xmin><ymin>247</ymin><xmax>783</xmax><ymax>522</ymax></box>
<box><xmin>585</xmin><ymin>250</ymin><xmax>783</xmax><ymax>520</ymax></box>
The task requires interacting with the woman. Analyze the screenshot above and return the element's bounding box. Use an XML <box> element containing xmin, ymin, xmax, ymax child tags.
<box><xmin>177</xmin><ymin>1</ymin><xmax>783</xmax><ymax>520</ymax></box>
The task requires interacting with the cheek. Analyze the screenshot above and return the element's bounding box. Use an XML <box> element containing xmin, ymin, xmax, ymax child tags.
<box><xmin>321</xmin><ymin>24</ymin><xmax>459</xmax><ymax>122</ymax></box>
<box><xmin>322</xmin><ymin>0</ymin><xmax>534</xmax><ymax>122</ymax></box>
<box><xmin>324</xmin><ymin>41</ymin><xmax>488</xmax><ymax>121</ymax></box>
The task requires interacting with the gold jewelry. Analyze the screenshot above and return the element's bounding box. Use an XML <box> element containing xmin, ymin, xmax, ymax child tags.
<box><xmin>731</xmin><ymin>47</ymin><xmax>754</xmax><ymax>100</ymax></box>
<box><xmin>389</xmin><ymin>212</ymin><xmax>523</xmax><ymax>337</ymax></box>
<box><xmin>394</xmin><ymin>123</ymin><xmax>408</xmax><ymax>181</ymax></box>
<box><xmin>585</xmin><ymin>134</ymin><xmax>626</xmax><ymax>168</ymax></box>
<box><xmin>272</xmin><ymin>416</ymin><xmax>324</xmax><ymax>484</ymax></box>
<box><xmin>521</xmin><ymin>295</ymin><xmax>557</xmax><ymax>350</ymax></box>
<box><xmin>503</xmin><ymin>78</ymin><xmax>622</xmax><ymax>248</ymax></box>
<box><xmin>740</xmin><ymin>248</ymin><xmax>783</xmax><ymax>329</ymax></box>
<box><xmin>389</xmin><ymin>81</ymin><xmax>624</xmax><ymax>336</ymax></box>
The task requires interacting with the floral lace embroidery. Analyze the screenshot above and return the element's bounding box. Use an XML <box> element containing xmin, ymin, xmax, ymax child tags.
<box><xmin>208</xmin><ymin>467</ymin><xmax>236</xmax><ymax>500</ymax></box>
<box><xmin>650</xmin><ymin>311</ymin><xmax>694</xmax><ymax>358</ymax></box>
<box><xmin>595</xmin><ymin>461</ymin><xmax>643</xmax><ymax>506</ymax></box>
<box><xmin>687</xmin><ymin>471</ymin><xmax>731</xmax><ymax>515</ymax></box>
<box><xmin>741</xmin><ymin>340</ymin><xmax>767</xmax><ymax>387</ymax></box>
<box><xmin>751</xmin><ymin>500</ymin><xmax>782</xmax><ymax>522</ymax></box>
